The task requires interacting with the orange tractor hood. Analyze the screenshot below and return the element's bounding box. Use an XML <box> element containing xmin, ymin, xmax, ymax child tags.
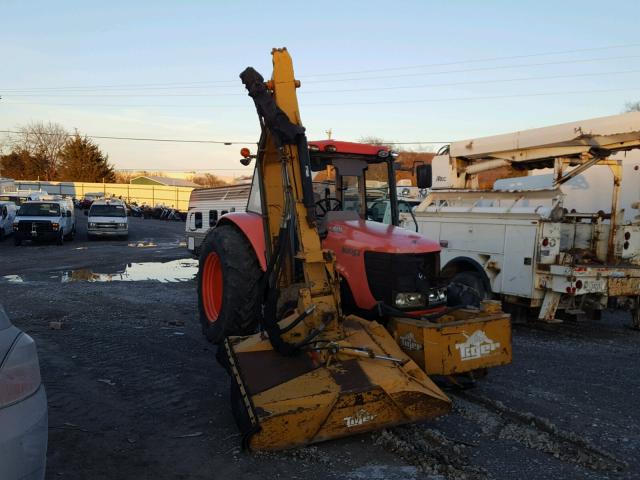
<box><xmin>325</xmin><ymin>218</ymin><xmax>441</xmax><ymax>255</ymax></box>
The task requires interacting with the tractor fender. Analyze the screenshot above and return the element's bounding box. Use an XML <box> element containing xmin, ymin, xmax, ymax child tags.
<box><xmin>217</xmin><ymin>212</ymin><xmax>267</xmax><ymax>271</ymax></box>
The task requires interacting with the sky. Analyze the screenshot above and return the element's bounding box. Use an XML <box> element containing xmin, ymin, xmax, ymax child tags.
<box><xmin>2</xmin><ymin>0</ymin><xmax>640</xmax><ymax>179</ymax></box>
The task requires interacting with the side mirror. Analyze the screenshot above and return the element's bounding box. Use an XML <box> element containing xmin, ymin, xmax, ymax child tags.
<box><xmin>84</xmin><ymin>210</ymin><xmax>88</xmax><ymax>216</ymax></box>
<box><xmin>416</xmin><ymin>164</ymin><xmax>433</xmax><ymax>189</ymax></box>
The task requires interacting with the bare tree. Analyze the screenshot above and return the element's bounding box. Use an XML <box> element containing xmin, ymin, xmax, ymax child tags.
<box><xmin>358</xmin><ymin>136</ymin><xmax>394</xmax><ymax>147</ymax></box>
<box><xmin>0</xmin><ymin>133</ymin><xmax>9</xmax><ymax>155</ymax></box>
<box><xmin>625</xmin><ymin>101</ymin><xmax>640</xmax><ymax>112</ymax></box>
<box><xmin>190</xmin><ymin>173</ymin><xmax>229</xmax><ymax>187</ymax></box>
<box><xmin>11</xmin><ymin>121</ymin><xmax>69</xmax><ymax>180</ymax></box>
<box><xmin>114</xmin><ymin>171</ymin><xmax>135</xmax><ymax>184</ymax></box>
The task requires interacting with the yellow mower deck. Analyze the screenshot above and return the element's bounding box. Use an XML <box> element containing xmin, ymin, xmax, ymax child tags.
<box><xmin>225</xmin><ymin>315</ymin><xmax>451</xmax><ymax>451</ymax></box>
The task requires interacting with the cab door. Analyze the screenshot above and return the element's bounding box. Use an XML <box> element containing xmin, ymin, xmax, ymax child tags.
<box><xmin>502</xmin><ymin>224</ymin><xmax>537</xmax><ymax>297</ymax></box>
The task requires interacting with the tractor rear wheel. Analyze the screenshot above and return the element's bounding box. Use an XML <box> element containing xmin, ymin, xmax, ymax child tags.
<box><xmin>197</xmin><ymin>225</ymin><xmax>262</xmax><ymax>343</ymax></box>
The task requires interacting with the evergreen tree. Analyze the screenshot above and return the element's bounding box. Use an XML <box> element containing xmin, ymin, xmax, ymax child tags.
<box><xmin>0</xmin><ymin>150</ymin><xmax>49</xmax><ymax>180</ymax></box>
<box><xmin>57</xmin><ymin>134</ymin><xmax>115</xmax><ymax>182</ymax></box>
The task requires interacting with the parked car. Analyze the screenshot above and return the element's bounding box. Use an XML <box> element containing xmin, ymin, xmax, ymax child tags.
<box><xmin>0</xmin><ymin>304</ymin><xmax>48</xmax><ymax>480</ymax></box>
<box><xmin>86</xmin><ymin>199</ymin><xmax>128</xmax><ymax>240</ymax></box>
<box><xmin>79</xmin><ymin>192</ymin><xmax>105</xmax><ymax>210</ymax></box>
<box><xmin>0</xmin><ymin>201</ymin><xmax>18</xmax><ymax>241</ymax></box>
<box><xmin>126</xmin><ymin>203</ymin><xmax>143</xmax><ymax>218</ymax></box>
<box><xmin>13</xmin><ymin>199</ymin><xmax>76</xmax><ymax>246</ymax></box>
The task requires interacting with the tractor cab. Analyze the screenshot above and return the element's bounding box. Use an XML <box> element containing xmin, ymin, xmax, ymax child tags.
<box><xmin>246</xmin><ymin>139</ymin><xmax>416</xmax><ymax>229</ymax></box>
<box><xmin>306</xmin><ymin>140</ymin><xmax>402</xmax><ymax>228</ymax></box>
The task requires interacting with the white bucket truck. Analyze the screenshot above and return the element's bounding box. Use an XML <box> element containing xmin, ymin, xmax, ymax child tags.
<box><xmin>408</xmin><ymin>113</ymin><xmax>640</xmax><ymax>327</ymax></box>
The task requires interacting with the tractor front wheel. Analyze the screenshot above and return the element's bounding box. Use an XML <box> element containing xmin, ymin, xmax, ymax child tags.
<box><xmin>197</xmin><ymin>225</ymin><xmax>262</xmax><ymax>343</ymax></box>
<box><xmin>447</xmin><ymin>271</ymin><xmax>489</xmax><ymax>307</ymax></box>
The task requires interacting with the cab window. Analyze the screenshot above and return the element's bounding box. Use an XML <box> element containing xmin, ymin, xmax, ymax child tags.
<box><xmin>247</xmin><ymin>167</ymin><xmax>262</xmax><ymax>214</ymax></box>
<box><xmin>209</xmin><ymin>210</ymin><xmax>218</xmax><ymax>227</ymax></box>
<box><xmin>365</xmin><ymin>162</ymin><xmax>391</xmax><ymax>223</ymax></box>
<box><xmin>340</xmin><ymin>176</ymin><xmax>362</xmax><ymax>215</ymax></box>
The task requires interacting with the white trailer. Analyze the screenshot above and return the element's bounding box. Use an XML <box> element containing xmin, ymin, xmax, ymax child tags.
<box><xmin>185</xmin><ymin>183</ymin><xmax>250</xmax><ymax>255</ymax></box>
<box><xmin>410</xmin><ymin>112</ymin><xmax>640</xmax><ymax>326</ymax></box>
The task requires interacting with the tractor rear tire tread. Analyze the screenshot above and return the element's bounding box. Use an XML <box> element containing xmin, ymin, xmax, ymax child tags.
<box><xmin>197</xmin><ymin>225</ymin><xmax>262</xmax><ymax>344</ymax></box>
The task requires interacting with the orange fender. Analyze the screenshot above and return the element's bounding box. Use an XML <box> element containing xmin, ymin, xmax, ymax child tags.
<box><xmin>217</xmin><ymin>212</ymin><xmax>267</xmax><ymax>271</ymax></box>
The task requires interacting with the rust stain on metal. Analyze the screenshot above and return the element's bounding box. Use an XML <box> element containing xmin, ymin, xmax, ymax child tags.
<box><xmin>608</xmin><ymin>277</ymin><xmax>640</xmax><ymax>296</ymax></box>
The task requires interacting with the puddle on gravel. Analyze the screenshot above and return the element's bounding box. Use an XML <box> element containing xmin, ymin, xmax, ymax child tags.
<box><xmin>1</xmin><ymin>259</ymin><xmax>198</xmax><ymax>283</ymax></box>
<box><xmin>128</xmin><ymin>241</ymin><xmax>158</xmax><ymax>248</ymax></box>
<box><xmin>127</xmin><ymin>240</ymin><xmax>186</xmax><ymax>249</ymax></box>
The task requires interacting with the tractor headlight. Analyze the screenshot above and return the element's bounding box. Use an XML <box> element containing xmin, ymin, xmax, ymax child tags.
<box><xmin>395</xmin><ymin>292</ymin><xmax>426</xmax><ymax>308</ymax></box>
<box><xmin>428</xmin><ymin>287</ymin><xmax>447</xmax><ymax>306</ymax></box>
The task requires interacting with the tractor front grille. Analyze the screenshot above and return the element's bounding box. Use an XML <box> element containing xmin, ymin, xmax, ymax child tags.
<box><xmin>364</xmin><ymin>252</ymin><xmax>440</xmax><ymax>307</ymax></box>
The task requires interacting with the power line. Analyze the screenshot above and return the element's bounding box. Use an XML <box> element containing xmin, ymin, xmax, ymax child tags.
<box><xmin>0</xmin><ymin>128</ymin><xmax>449</xmax><ymax>147</ymax></box>
<box><xmin>4</xmin><ymin>68</ymin><xmax>640</xmax><ymax>97</ymax></box>
<box><xmin>0</xmin><ymin>130</ymin><xmax>252</xmax><ymax>145</ymax></box>
<box><xmin>304</xmin><ymin>86</ymin><xmax>640</xmax><ymax>106</ymax></box>
<box><xmin>0</xmin><ymin>79</ymin><xmax>239</xmax><ymax>92</ymax></box>
<box><xmin>1</xmin><ymin>43</ymin><xmax>640</xmax><ymax>92</ymax></box>
<box><xmin>3</xmin><ymin>86</ymin><xmax>639</xmax><ymax>109</ymax></box>
<box><xmin>305</xmin><ymin>69</ymin><xmax>640</xmax><ymax>94</ymax></box>
<box><xmin>303</xmin><ymin>54</ymin><xmax>640</xmax><ymax>84</ymax></box>
<box><xmin>116</xmin><ymin>168</ymin><xmax>252</xmax><ymax>172</ymax></box>
<box><xmin>301</xmin><ymin>42</ymin><xmax>640</xmax><ymax>77</ymax></box>
<box><xmin>0</xmin><ymin>129</ymin><xmax>447</xmax><ymax>147</ymax></box>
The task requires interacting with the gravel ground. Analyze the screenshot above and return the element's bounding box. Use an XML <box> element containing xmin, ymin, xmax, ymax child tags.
<box><xmin>0</xmin><ymin>213</ymin><xmax>638</xmax><ymax>479</ymax></box>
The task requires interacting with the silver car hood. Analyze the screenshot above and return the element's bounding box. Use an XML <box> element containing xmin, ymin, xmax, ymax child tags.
<box><xmin>0</xmin><ymin>305</ymin><xmax>20</xmax><ymax>366</ymax></box>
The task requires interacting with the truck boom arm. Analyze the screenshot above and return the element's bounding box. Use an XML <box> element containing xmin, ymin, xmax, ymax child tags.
<box><xmin>240</xmin><ymin>48</ymin><xmax>342</xmax><ymax>353</ymax></box>
<box><xmin>441</xmin><ymin>112</ymin><xmax>640</xmax><ymax>189</ymax></box>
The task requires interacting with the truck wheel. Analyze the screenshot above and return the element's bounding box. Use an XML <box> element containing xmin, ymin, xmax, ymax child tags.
<box><xmin>198</xmin><ymin>225</ymin><xmax>262</xmax><ymax>343</ymax></box>
<box><xmin>632</xmin><ymin>299</ymin><xmax>640</xmax><ymax>330</ymax></box>
<box><xmin>447</xmin><ymin>271</ymin><xmax>489</xmax><ymax>307</ymax></box>
<box><xmin>57</xmin><ymin>230</ymin><xmax>64</xmax><ymax>246</ymax></box>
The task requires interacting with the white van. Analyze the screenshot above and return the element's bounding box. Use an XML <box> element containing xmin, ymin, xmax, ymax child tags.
<box><xmin>0</xmin><ymin>201</ymin><xmax>17</xmax><ymax>240</ymax></box>
<box><xmin>86</xmin><ymin>199</ymin><xmax>128</xmax><ymax>240</ymax></box>
<box><xmin>13</xmin><ymin>199</ymin><xmax>76</xmax><ymax>245</ymax></box>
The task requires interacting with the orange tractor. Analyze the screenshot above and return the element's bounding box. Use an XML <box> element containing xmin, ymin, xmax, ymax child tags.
<box><xmin>197</xmin><ymin>139</ymin><xmax>448</xmax><ymax>342</ymax></box>
<box><xmin>197</xmin><ymin>48</ymin><xmax>511</xmax><ymax>451</ymax></box>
